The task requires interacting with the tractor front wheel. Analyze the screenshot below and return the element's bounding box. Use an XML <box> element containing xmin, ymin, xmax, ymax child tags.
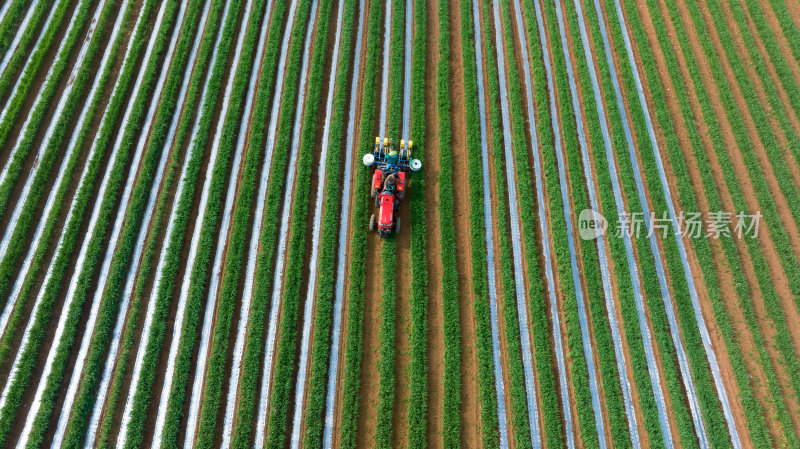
<box><xmin>370</xmin><ymin>214</ymin><xmax>377</xmax><ymax>231</ymax></box>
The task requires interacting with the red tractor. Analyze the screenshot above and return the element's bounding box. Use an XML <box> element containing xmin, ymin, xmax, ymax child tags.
<box><xmin>363</xmin><ymin>137</ymin><xmax>422</xmax><ymax>238</ymax></box>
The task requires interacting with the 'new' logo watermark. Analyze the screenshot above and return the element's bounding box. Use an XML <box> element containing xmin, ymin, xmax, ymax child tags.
<box><xmin>578</xmin><ymin>209</ymin><xmax>607</xmax><ymax>240</ymax></box>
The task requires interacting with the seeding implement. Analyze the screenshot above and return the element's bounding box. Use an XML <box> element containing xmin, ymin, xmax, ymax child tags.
<box><xmin>362</xmin><ymin>137</ymin><xmax>421</xmax><ymax>238</ymax></box>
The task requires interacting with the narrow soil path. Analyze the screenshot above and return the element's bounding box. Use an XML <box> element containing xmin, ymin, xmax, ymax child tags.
<box><xmin>448</xmin><ymin>0</ymin><xmax>481</xmax><ymax>446</ymax></box>
<box><xmin>423</xmin><ymin>0</ymin><xmax>445</xmax><ymax>447</ymax></box>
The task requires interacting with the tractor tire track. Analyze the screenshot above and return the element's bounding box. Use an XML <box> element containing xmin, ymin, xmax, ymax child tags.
<box><xmin>288</xmin><ymin>0</ymin><xmax>345</xmax><ymax>445</ymax></box>
<box><xmin>253</xmin><ymin>1</ymin><xmax>321</xmax><ymax>445</ymax></box>
<box><xmin>322</xmin><ymin>0</ymin><xmax>367</xmax><ymax>445</ymax></box>
<box><xmin>548</xmin><ymin>0</ymin><xmax>640</xmax><ymax>445</ymax></box>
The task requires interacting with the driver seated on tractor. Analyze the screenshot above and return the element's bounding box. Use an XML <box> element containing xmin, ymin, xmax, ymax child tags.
<box><xmin>385</xmin><ymin>148</ymin><xmax>399</xmax><ymax>164</ymax></box>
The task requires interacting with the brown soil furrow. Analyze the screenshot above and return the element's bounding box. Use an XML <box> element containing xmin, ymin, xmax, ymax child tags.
<box><xmin>423</xmin><ymin>0</ymin><xmax>444</xmax><ymax>447</ymax></box>
<box><xmin>669</xmin><ymin>0</ymin><xmax>800</xmax><ymax>351</ymax></box>
<box><xmin>447</xmin><ymin>0</ymin><xmax>481</xmax><ymax>447</ymax></box>
<box><xmin>759</xmin><ymin>0</ymin><xmax>800</xmax><ymax>84</ymax></box>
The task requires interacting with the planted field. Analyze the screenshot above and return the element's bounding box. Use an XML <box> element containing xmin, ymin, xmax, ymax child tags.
<box><xmin>0</xmin><ymin>0</ymin><xmax>798</xmax><ymax>447</ymax></box>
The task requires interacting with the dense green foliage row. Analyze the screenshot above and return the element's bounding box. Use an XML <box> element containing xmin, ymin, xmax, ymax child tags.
<box><xmin>338</xmin><ymin>0</ymin><xmax>383</xmax><ymax>445</ymax></box>
<box><xmin>24</xmin><ymin>0</ymin><xmax>196</xmax><ymax>446</ymax></box>
<box><xmin>0</xmin><ymin>0</ymin><xmax>87</xmax><ymax>203</ymax></box>
<box><xmin>434</xmin><ymin>0</ymin><xmax>462</xmax><ymax>447</ymax></box>
<box><xmin>505</xmin><ymin>0</ymin><xmax>600</xmax><ymax>445</ymax></box>
<box><xmin>617</xmin><ymin>0</ymin><xmax>792</xmax><ymax>446</ymax></box>
<box><xmin>114</xmin><ymin>0</ymin><xmax>244</xmax><ymax>446</ymax></box>
<box><xmin>0</xmin><ymin>0</ymin><xmax>33</xmax><ymax>57</ymax></box>
<box><xmin>527</xmin><ymin>0</ymin><xmax>631</xmax><ymax>445</ymax></box>
<box><xmin>695</xmin><ymin>0</ymin><xmax>800</xmax><ymax>299</ymax></box>
<box><xmin>636</xmin><ymin>0</ymin><xmax>800</xmax><ymax>441</ymax></box>
<box><xmin>262</xmin><ymin>2</ymin><xmax>334</xmax><ymax>447</ymax></box>
<box><xmin>587</xmin><ymin>0</ymin><xmax>738</xmax><ymax>447</ymax></box>
<box><xmin>0</xmin><ymin>0</ymin><xmax>51</xmax><ymax>98</ymax></box>
<box><xmin>0</xmin><ymin>0</ymin><xmax>159</xmax><ymax>444</ymax></box>
<box><xmin>60</xmin><ymin>0</ymin><xmax>206</xmax><ymax>445</ymax></box>
<box><xmin>457</xmin><ymin>0</ymin><xmax>501</xmax><ymax>446</ymax></box>
<box><xmin>481</xmin><ymin>1</ymin><xmax>544</xmax><ymax>447</ymax></box>
<box><xmin>406</xmin><ymin>0</ymin><xmax>430</xmax><ymax>446</ymax></box>
<box><xmin>300</xmin><ymin>1</ymin><xmax>357</xmax><ymax>447</ymax></box>
<box><xmin>560</xmin><ymin>1</ymin><xmax>670</xmax><ymax>445</ymax></box>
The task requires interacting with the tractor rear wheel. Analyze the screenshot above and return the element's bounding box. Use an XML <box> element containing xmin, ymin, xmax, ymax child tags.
<box><xmin>369</xmin><ymin>214</ymin><xmax>377</xmax><ymax>231</ymax></box>
<box><xmin>395</xmin><ymin>216</ymin><xmax>401</xmax><ymax>234</ymax></box>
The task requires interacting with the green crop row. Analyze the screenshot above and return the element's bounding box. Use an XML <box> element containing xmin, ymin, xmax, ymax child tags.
<box><xmin>764</xmin><ymin>0</ymin><xmax>800</xmax><ymax>70</ymax></box>
<box><xmin>220</xmin><ymin>1</ymin><xmax>322</xmax><ymax>447</ymax></box>
<box><xmin>506</xmin><ymin>0</ymin><xmax>601</xmax><ymax>445</ymax></box>
<box><xmin>736</xmin><ymin>0</ymin><xmax>800</xmax><ymax>170</ymax></box>
<box><xmin>0</xmin><ymin>0</ymin><xmax>113</xmax><ymax>311</ymax></box>
<box><xmin>698</xmin><ymin>0</ymin><xmax>800</xmax><ymax>299</ymax></box>
<box><xmin>640</xmin><ymin>0</ymin><xmax>800</xmax><ymax>436</ymax></box>
<box><xmin>54</xmin><ymin>0</ymin><xmax>207</xmax><ymax>446</ymax></box>
<box><xmin>180</xmin><ymin>0</ymin><xmax>275</xmax><ymax>445</ymax></box>
<box><xmin>0</xmin><ymin>0</ymin><xmax>51</xmax><ymax>98</ymax></box>
<box><xmin>587</xmin><ymin>0</ymin><xmax>739</xmax><ymax>446</ymax></box>
<box><xmin>620</xmin><ymin>0</ymin><xmax>797</xmax><ymax>445</ymax></box>
<box><xmin>0</xmin><ymin>0</ymin><xmax>86</xmax><ymax>202</ymax></box>
<box><xmin>15</xmin><ymin>2</ymin><xmax>182</xmax><ymax>446</ymax></box>
<box><xmin>406</xmin><ymin>0</ymin><xmax>429</xmax><ymax>447</ymax></box>
<box><xmin>0</xmin><ymin>0</ymin><xmax>32</xmax><ymax>57</ymax></box>
<box><xmin>562</xmin><ymin>0</ymin><xmax>673</xmax><ymax>445</ymax></box>
<box><xmin>459</xmin><ymin>0</ymin><xmax>502</xmax><ymax>446</ymax></box>
<box><xmin>299</xmin><ymin>1</ymin><xmax>358</xmax><ymax>447</ymax></box>
<box><xmin>338</xmin><ymin>0</ymin><xmax>383</xmax><ymax>445</ymax></box>
<box><xmin>565</xmin><ymin>0</ymin><xmax>700</xmax><ymax>446</ymax></box>
<box><xmin>259</xmin><ymin>2</ymin><xmax>333</xmax><ymax>448</ymax></box>
<box><xmin>530</xmin><ymin>0</ymin><xmax>632</xmax><ymax>446</ymax></box>
<box><xmin>0</xmin><ymin>0</ymin><xmax>158</xmax><ymax>444</ymax></box>
<box><xmin>481</xmin><ymin>1</ymin><xmax>543</xmax><ymax>447</ymax></box>
<box><xmin>113</xmin><ymin>0</ymin><xmax>245</xmax><ymax>446</ymax></box>
<box><xmin>374</xmin><ymin>1</ymin><xmax>405</xmax><ymax>446</ymax></box>
<box><xmin>434</xmin><ymin>0</ymin><xmax>461</xmax><ymax>447</ymax></box>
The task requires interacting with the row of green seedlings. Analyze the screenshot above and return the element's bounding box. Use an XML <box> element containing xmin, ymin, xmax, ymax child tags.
<box><xmin>0</xmin><ymin>0</ymin><xmax>165</xmax><ymax>445</ymax></box>
<box><xmin>0</xmin><ymin>0</ymin><xmax>114</xmax><ymax>318</ymax></box>
<box><xmin>184</xmin><ymin>0</ymin><xmax>278</xmax><ymax>444</ymax></box>
<box><xmin>734</xmin><ymin>0</ymin><xmax>800</xmax><ymax>170</ymax></box>
<box><xmin>621</xmin><ymin>0</ymin><xmax>797</xmax><ymax>445</ymax></box>
<box><xmin>338</xmin><ymin>0</ymin><xmax>384</xmax><ymax>445</ymax></box>
<box><xmin>22</xmin><ymin>0</ymin><xmax>193</xmax><ymax>446</ymax></box>
<box><xmin>764</xmin><ymin>0</ymin><xmax>800</xmax><ymax>67</ymax></box>
<box><xmin>508</xmin><ymin>0</ymin><xmax>610</xmax><ymax>445</ymax></box>
<box><xmin>433</xmin><ymin>0</ymin><xmax>462</xmax><ymax>447</ymax></box>
<box><xmin>699</xmin><ymin>0</ymin><xmax>800</xmax><ymax>297</ymax></box>
<box><xmin>298</xmin><ymin>0</ymin><xmax>359</xmax><ymax>446</ymax></box>
<box><xmin>581</xmin><ymin>0</ymin><xmax>734</xmax><ymax>446</ymax></box>
<box><xmin>458</xmin><ymin>0</ymin><xmax>501</xmax><ymax>446</ymax></box>
<box><xmin>86</xmin><ymin>0</ymin><xmax>232</xmax><ymax>446</ymax></box>
<box><xmin>0</xmin><ymin>0</ymin><xmax>34</xmax><ymax>56</ymax></box>
<box><xmin>527</xmin><ymin>0</ymin><xmax>634</xmax><ymax>445</ymax></box>
<box><xmin>637</xmin><ymin>0</ymin><xmax>800</xmax><ymax>441</ymax></box>
<box><xmin>0</xmin><ymin>0</ymin><xmax>84</xmax><ymax>207</ymax></box>
<box><xmin>375</xmin><ymin>0</ymin><xmax>404</xmax><ymax>445</ymax></box>
<box><xmin>98</xmin><ymin>0</ymin><xmax>244</xmax><ymax>446</ymax></box>
<box><xmin>0</xmin><ymin>0</ymin><xmax>52</xmax><ymax>97</ymax></box>
<box><xmin>480</xmin><ymin>0</ymin><xmax>553</xmax><ymax>447</ymax></box>
<box><xmin>559</xmin><ymin>0</ymin><xmax>669</xmax><ymax>445</ymax></box>
<box><xmin>260</xmin><ymin>1</ymin><xmax>334</xmax><ymax>448</ymax></box>
<box><xmin>406</xmin><ymin>0</ymin><xmax>430</xmax><ymax>447</ymax></box>
<box><xmin>57</xmin><ymin>0</ymin><xmax>219</xmax><ymax>446</ymax></box>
